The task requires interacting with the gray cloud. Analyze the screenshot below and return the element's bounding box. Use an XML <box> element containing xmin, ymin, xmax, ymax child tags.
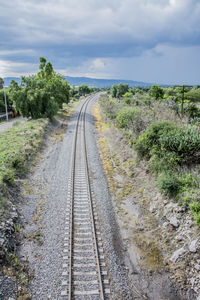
<box><xmin>0</xmin><ymin>0</ymin><xmax>200</xmax><ymax>82</ymax></box>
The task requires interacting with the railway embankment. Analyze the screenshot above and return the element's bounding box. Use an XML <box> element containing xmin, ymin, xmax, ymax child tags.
<box><xmin>0</xmin><ymin>103</ymin><xmax>75</xmax><ymax>299</ymax></box>
<box><xmin>94</xmin><ymin>95</ymin><xmax>200</xmax><ymax>300</ymax></box>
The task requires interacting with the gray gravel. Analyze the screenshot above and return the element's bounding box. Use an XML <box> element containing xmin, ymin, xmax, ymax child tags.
<box><xmin>20</xmin><ymin>111</ymin><xmax>77</xmax><ymax>299</ymax></box>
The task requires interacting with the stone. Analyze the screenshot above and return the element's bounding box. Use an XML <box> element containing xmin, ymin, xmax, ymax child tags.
<box><xmin>194</xmin><ymin>264</ymin><xmax>200</xmax><ymax>271</ymax></box>
<box><xmin>149</xmin><ymin>203</ymin><xmax>156</xmax><ymax>213</ymax></box>
<box><xmin>168</xmin><ymin>216</ymin><xmax>180</xmax><ymax>228</ymax></box>
<box><xmin>189</xmin><ymin>239</ymin><xmax>198</xmax><ymax>253</ymax></box>
<box><xmin>162</xmin><ymin>222</ymin><xmax>169</xmax><ymax>229</ymax></box>
<box><xmin>170</xmin><ymin>247</ymin><xmax>187</xmax><ymax>263</ymax></box>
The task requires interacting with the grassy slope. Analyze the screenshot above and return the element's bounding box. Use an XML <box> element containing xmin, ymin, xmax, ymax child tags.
<box><xmin>0</xmin><ymin>119</ymin><xmax>48</xmax><ymax>212</ymax></box>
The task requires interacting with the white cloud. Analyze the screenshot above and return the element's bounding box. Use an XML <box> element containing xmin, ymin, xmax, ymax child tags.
<box><xmin>0</xmin><ymin>60</ymin><xmax>37</xmax><ymax>77</ymax></box>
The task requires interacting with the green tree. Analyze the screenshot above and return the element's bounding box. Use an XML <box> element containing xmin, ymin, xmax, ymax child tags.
<box><xmin>9</xmin><ymin>58</ymin><xmax>70</xmax><ymax>119</ymax></box>
<box><xmin>116</xmin><ymin>84</ymin><xmax>129</xmax><ymax>98</ymax></box>
<box><xmin>149</xmin><ymin>85</ymin><xmax>164</xmax><ymax>100</ymax></box>
<box><xmin>0</xmin><ymin>77</ymin><xmax>4</xmax><ymax>89</ymax></box>
<box><xmin>123</xmin><ymin>92</ymin><xmax>133</xmax><ymax>104</ymax></box>
<box><xmin>78</xmin><ymin>84</ymin><xmax>91</xmax><ymax>96</ymax></box>
<box><xmin>111</xmin><ymin>85</ymin><xmax>118</xmax><ymax>98</ymax></box>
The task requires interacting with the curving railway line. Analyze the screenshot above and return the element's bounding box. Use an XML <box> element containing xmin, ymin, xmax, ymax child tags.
<box><xmin>61</xmin><ymin>94</ymin><xmax>110</xmax><ymax>299</ymax></box>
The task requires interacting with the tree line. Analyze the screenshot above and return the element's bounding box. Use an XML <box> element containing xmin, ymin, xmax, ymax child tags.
<box><xmin>0</xmin><ymin>57</ymin><xmax>95</xmax><ymax>119</ymax></box>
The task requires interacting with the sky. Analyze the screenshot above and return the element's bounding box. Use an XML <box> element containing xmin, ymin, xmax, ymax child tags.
<box><xmin>0</xmin><ymin>0</ymin><xmax>200</xmax><ymax>84</ymax></box>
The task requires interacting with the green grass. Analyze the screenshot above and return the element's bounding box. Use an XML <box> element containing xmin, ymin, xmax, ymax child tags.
<box><xmin>0</xmin><ymin>119</ymin><xmax>48</xmax><ymax>211</ymax></box>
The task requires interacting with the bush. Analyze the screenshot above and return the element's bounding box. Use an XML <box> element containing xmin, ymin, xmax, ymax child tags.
<box><xmin>159</xmin><ymin>127</ymin><xmax>200</xmax><ymax>163</ymax></box>
<box><xmin>150</xmin><ymin>151</ymin><xmax>180</xmax><ymax>173</ymax></box>
<box><xmin>157</xmin><ymin>172</ymin><xmax>181</xmax><ymax>197</ymax></box>
<box><xmin>185</xmin><ymin>104</ymin><xmax>200</xmax><ymax>119</ymax></box>
<box><xmin>116</xmin><ymin>107</ymin><xmax>144</xmax><ymax>135</ymax></box>
<box><xmin>2</xmin><ymin>169</ymin><xmax>15</xmax><ymax>185</ymax></box>
<box><xmin>189</xmin><ymin>201</ymin><xmax>200</xmax><ymax>226</ymax></box>
<box><xmin>102</xmin><ymin>99</ymin><xmax>121</xmax><ymax>119</ymax></box>
<box><xmin>135</xmin><ymin>121</ymin><xmax>175</xmax><ymax>158</ymax></box>
<box><xmin>178</xmin><ymin>190</ymin><xmax>197</xmax><ymax>207</ymax></box>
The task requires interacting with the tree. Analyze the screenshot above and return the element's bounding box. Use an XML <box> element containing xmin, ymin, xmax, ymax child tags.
<box><xmin>116</xmin><ymin>84</ymin><xmax>129</xmax><ymax>98</ymax></box>
<box><xmin>111</xmin><ymin>84</ymin><xmax>129</xmax><ymax>98</ymax></box>
<box><xmin>149</xmin><ymin>85</ymin><xmax>164</xmax><ymax>100</ymax></box>
<box><xmin>78</xmin><ymin>84</ymin><xmax>91</xmax><ymax>96</ymax></box>
<box><xmin>9</xmin><ymin>58</ymin><xmax>70</xmax><ymax>119</ymax></box>
<box><xmin>123</xmin><ymin>92</ymin><xmax>133</xmax><ymax>104</ymax></box>
<box><xmin>111</xmin><ymin>85</ymin><xmax>118</xmax><ymax>98</ymax></box>
<box><xmin>0</xmin><ymin>77</ymin><xmax>4</xmax><ymax>89</ymax></box>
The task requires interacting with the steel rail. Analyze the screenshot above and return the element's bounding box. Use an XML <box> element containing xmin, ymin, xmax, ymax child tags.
<box><xmin>67</xmin><ymin>93</ymin><xmax>105</xmax><ymax>300</ymax></box>
<box><xmin>83</xmin><ymin>95</ymin><xmax>105</xmax><ymax>300</ymax></box>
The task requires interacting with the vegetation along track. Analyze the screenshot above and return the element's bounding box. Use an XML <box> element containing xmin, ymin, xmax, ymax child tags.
<box><xmin>61</xmin><ymin>93</ymin><xmax>110</xmax><ymax>299</ymax></box>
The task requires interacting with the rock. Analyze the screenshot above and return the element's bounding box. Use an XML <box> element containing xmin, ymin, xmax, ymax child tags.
<box><xmin>196</xmin><ymin>294</ymin><xmax>200</xmax><ymax>300</ymax></box>
<box><xmin>189</xmin><ymin>239</ymin><xmax>198</xmax><ymax>253</ymax></box>
<box><xmin>162</xmin><ymin>221</ymin><xmax>169</xmax><ymax>229</ymax></box>
<box><xmin>168</xmin><ymin>216</ymin><xmax>180</xmax><ymax>228</ymax></box>
<box><xmin>149</xmin><ymin>202</ymin><xmax>156</xmax><ymax>213</ymax></box>
<box><xmin>170</xmin><ymin>247</ymin><xmax>187</xmax><ymax>263</ymax></box>
<box><xmin>194</xmin><ymin>264</ymin><xmax>200</xmax><ymax>271</ymax></box>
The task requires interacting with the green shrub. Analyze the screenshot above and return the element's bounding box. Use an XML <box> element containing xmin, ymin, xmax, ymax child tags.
<box><xmin>116</xmin><ymin>107</ymin><xmax>144</xmax><ymax>135</ymax></box>
<box><xmin>178</xmin><ymin>190</ymin><xmax>197</xmax><ymax>207</ymax></box>
<box><xmin>2</xmin><ymin>169</ymin><xmax>15</xmax><ymax>185</ymax></box>
<box><xmin>159</xmin><ymin>127</ymin><xmax>200</xmax><ymax>163</ymax></box>
<box><xmin>157</xmin><ymin>172</ymin><xmax>181</xmax><ymax>197</ymax></box>
<box><xmin>135</xmin><ymin>121</ymin><xmax>175</xmax><ymax>158</ymax></box>
<box><xmin>179</xmin><ymin>173</ymin><xmax>198</xmax><ymax>191</ymax></box>
<box><xmin>189</xmin><ymin>201</ymin><xmax>200</xmax><ymax>226</ymax></box>
<box><xmin>103</xmin><ymin>99</ymin><xmax>120</xmax><ymax>119</ymax></box>
<box><xmin>185</xmin><ymin>104</ymin><xmax>200</xmax><ymax>119</ymax></box>
<box><xmin>150</xmin><ymin>151</ymin><xmax>180</xmax><ymax>173</ymax></box>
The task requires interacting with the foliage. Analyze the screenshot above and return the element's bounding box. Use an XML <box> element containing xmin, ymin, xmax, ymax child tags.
<box><xmin>149</xmin><ymin>85</ymin><xmax>164</xmax><ymax>100</ymax></box>
<box><xmin>189</xmin><ymin>201</ymin><xmax>200</xmax><ymax>225</ymax></box>
<box><xmin>111</xmin><ymin>83</ymin><xmax>129</xmax><ymax>98</ymax></box>
<box><xmin>185</xmin><ymin>103</ymin><xmax>200</xmax><ymax>119</ymax></box>
<box><xmin>116</xmin><ymin>107</ymin><xmax>144</xmax><ymax>135</ymax></box>
<box><xmin>9</xmin><ymin>57</ymin><xmax>70</xmax><ymax>119</ymax></box>
<box><xmin>0</xmin><ymin>119</ymin><xmax>48</xmax><ymax>185</ymax></box>
<box><xmin>0</xmin><ymin>89</ymin><xmax>12</xmax><ymax>113</ymax></box>
<box><xmin>100</xmin><ymin>98</ymin><xmax>121</xmax><ymax>119</ymax></box>
<box><xmin>122</xmin><ymin>92</ymin><xmax>134</xmax><ymax>104</ymax></box>
<box><xmin>70</xmin><ymin>85</ymin><xmax>79</xmax><ymax>99</ymax></box>
<box><xmin>159</xmin><ymin>126</ymin><xmax>200</xmax><ymax>163</ymax></box>
<box><xmin>0</xmin><ymin>77</ymin><xmax>4</xmax><ymax>89</ymax></box>
<box><xmin>185</xmin><ymin>88</ymin><xmax>200</xmax><ymax>103</ymax></box>
<box><xmin>157</xmin><ymin>172</ymin><xmax>181</xmax><ymax>197</ymax></box>
<box><xmin>135</xmin><ymin>121</ymin><xmax>175</xmax><ymax>159</ymax></box>
<box><xmin>78</xmin><ymin>84</ymin><xmax>92</xmax><ymax>96</ymax></box>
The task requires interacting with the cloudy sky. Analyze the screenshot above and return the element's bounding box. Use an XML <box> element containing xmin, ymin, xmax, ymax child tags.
<box><xmin>0</xmin><ymin>0</ymin><xmax>200</xmax><ymax>84</ymax></box>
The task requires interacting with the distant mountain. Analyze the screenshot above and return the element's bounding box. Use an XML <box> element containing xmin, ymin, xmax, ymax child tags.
<box><xmin>64</xmin><ymin>76</ymin><xmax>153</xmax><ymax>88</ymax></box>
<box><xmin>3</xmin><ymin>76</ymin><xmax>153</xmax><ymax>88</ymax></box>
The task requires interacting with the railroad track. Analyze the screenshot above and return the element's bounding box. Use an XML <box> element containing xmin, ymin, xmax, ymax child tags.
<box><xmin>61</xmin><ymin>94</ymin><xmax>110</xmax><ymax>299</ymax></box>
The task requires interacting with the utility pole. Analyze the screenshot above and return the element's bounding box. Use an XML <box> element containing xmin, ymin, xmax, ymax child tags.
<box><xmin>3</xmin><ymin>85</ymin><xmax>8</xmax><ymax>121</ymax></box>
